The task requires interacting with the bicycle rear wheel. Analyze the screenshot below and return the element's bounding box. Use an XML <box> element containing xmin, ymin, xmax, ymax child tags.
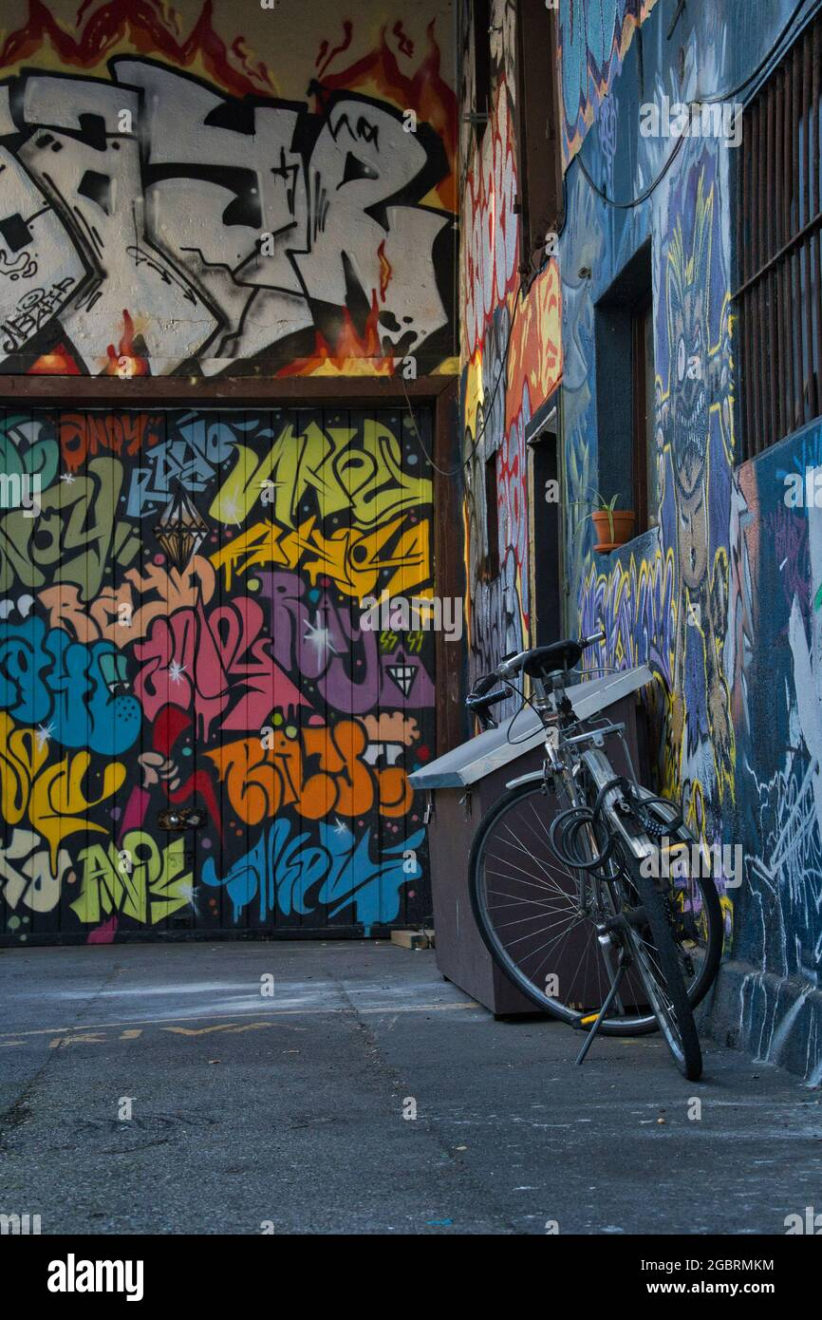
<box><xmin>469</xmin><ymin>778</ymin><xmax>721</xmax><ymax>1035</ymax></box>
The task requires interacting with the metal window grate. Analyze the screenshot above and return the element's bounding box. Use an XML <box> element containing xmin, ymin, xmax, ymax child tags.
<box><xmin>736</xmin><ymin>12</ymin><xmax>822</xmax><ymax>461</ymax></box>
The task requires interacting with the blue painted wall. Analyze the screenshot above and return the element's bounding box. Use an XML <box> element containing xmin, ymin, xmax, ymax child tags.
<box><xmin>558</xmin><ymin>0</ymin><xmax>822</xmax><ymax>1079</ymax></box>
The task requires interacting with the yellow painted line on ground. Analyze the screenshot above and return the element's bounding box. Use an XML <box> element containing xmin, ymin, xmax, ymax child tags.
<box><xmin>162</xmin><ymin>1021</ymin><xmax>282</xmax><ymax>1037</ymax></box>
<box><xmin>49</xmin><ymin>1033</ymin><xmax>107</xmax><ymax>1048</ymax></box>
<box><xmin>0</xmin><ymin>999</ymin><xmax>483</xmax><ymax>1041</ymax></box>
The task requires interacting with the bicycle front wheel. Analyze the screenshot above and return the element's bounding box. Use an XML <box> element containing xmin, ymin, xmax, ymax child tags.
<box><xmin>615</xmin><ymin>848</ymin><xmax>702</xmax><ymax>1080</ymax></box>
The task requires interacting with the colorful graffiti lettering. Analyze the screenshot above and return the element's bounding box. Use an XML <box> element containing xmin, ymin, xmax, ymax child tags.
<box><xmin>206</xmin><ymin>721</ymin><xmax>415</xmax><ymax>827</ymax></box>
<box><xmin>0</xmin><ymin>712</ymin><xmax>125</xmax><ymax>870</ymax></box>
<box><xmin>0</xmin><ymin>457</ymin><xmax>140</xmax><ymax>599</ymax></box>
<box><xmin>202</xmin><ymin>818</ymin><xmax>425</xmax><ymax>927</ymax></box>
<box><xmin>0</xmin><ymin>3</ymin><xmax>448</xmax><ymax>942</ymax></box>
<box><xmin>0</xmin><ymin>404</ymin><xmax>435</xmax><ymax>942</ymax></box>
<box><xmin>60</xmin><ymin>413</ymin><xmax>164</xmax><ymax>468</ymax></box>
<box><xmin>71</xmin><ymin>831</ymin><xmax>193</xmax><ymax>926</ymax></box>
<box><xmin>210</xmin><ymin>419</ymin><xmax>432</xmax><ymax>529</ymax></box>
<box><xmin>0</xmin><ymin>616</ymin><xmax>141</xmax><ymax>754</ymax></box>
<box><xmin>134</xmin><ymin>597</ymin><xmax>306</xmax><ymax>742</ymax></box>
<box><xmin>263</xmin><ymin>571</ymin><xmax>435</xmax><ymax>715</ymax></box>
<box><xmin>0</xmin><ymin>827</ymin><xmax>74</xmax><ymax>915</ymax></box>
<box><xmin>0</xmin><ymin>9</ymin><xmax>456</xmax><ymax>378</ymax></box>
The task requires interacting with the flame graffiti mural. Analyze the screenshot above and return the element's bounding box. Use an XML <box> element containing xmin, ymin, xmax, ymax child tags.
<box><xmin>0</xmin><ymin>406</ymin><xmax>436</xmax><ymax>941</ymax></box>
<box><xmin>0</xmin><ymin>1</ymin><xmax>457</xmax><ymax>377</ymax></box>
<box><xmin>459</xmin><ymin>2</ymin><xmax>562</xmax><ymax>713</ymax></box>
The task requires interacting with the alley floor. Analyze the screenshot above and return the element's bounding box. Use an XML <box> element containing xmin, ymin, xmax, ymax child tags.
<box><xmin>0</xmin><ymin>940</ymin><xmax>820</xmax><ymax>1235</ymax></box>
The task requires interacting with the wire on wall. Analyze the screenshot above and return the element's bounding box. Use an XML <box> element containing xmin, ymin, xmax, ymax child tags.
<box><xmin>572</xmin><ymin>0</ymin><xmax>811</xmax><ymax>210</ymax></box>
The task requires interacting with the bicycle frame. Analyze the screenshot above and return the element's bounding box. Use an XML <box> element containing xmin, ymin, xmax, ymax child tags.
<box><xmin>501</xmin><ymin>671</ymin><xmax>634</xmax><ymax>951</ymax></box>
<box><xmin>505</xmin><ymin>664</ymin><xmax>708</xmax><ymax>949</ymax></box>
<box><xmin>467</xmin><ymin>645</ymin><xmax>714</xmax><ymax>1077</ymax></box>
<box><xmin>504</xmin><ymin>667</ymin><xmax>672</xmax><ymax>864</ymax></box>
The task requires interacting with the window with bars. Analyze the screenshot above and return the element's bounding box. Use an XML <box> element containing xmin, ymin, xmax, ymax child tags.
<box><xmin>736</xmin><ymin>13</ymin><xmax>822</xmax><ymax>461</ymax></box>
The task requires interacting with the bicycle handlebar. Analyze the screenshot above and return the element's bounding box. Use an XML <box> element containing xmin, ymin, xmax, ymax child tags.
<box><xmin>471</xmin><ymin>671</ymin><xmax>499</xmax><ymax>698</ymax></box>
<box><xmin>496</xmin><ymin>630</ymin><xmax>606</xmax><ymax>682</ymax></box>
<box><xmin>467</xmin><ymin>632</ymin><xmax>606</xmax><ymax>712</ymax></box>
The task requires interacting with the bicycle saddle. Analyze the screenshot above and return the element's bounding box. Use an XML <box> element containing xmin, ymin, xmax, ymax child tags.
<box><xmin>517</xmin><ymin>639</ymin><xmax>583</xmax><ymax>677</ymax></box>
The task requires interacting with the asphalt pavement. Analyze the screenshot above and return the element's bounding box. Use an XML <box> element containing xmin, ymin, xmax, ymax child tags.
<box><xmin>1</xmin><ymin>940</ymin><xmax>819</xmax><ymax>1234</ymax></box>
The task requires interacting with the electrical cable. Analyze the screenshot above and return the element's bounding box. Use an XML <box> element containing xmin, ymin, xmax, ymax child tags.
<box><xmin>574</xmin><ymin>131</ymin><xmax>686</xmax><ymax>210</ymax></box>
<box><xmin>465</xmin><ymin>673</ymin><xmax>543</xmax><ymax>745</ymax></box>
<box><xmin>701</xmin><ymin>0</ymin><xmax>809</xmax><ymax>103</ymax></box>
<box><xmin>572</xmin><ymin>0</ymin><xmax>811</xmax><ymax>210</ymax></box>
<box><xmin>503</xmin><ymin>678</ymin><xmax>550</xmax><ymax>747</ymax></box>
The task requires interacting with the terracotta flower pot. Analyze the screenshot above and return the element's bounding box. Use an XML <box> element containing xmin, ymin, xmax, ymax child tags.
<box><xmin>591</xmin><ymin>509</ymin><xmax>635</xmax><ymax>552</ymax></box>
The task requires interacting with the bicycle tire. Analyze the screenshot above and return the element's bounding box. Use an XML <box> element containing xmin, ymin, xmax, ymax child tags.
<box><xmin>616</xmin><ymin>849</ymin><xmax>703</xmax><ymax>1080</ymax></box>
<box><xmin>469</xmin><ymin>779</ymin><xmax>722</xmax><ymax>1035</ymax></box>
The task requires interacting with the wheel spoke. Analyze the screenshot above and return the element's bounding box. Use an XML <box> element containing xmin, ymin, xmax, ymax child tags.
<box><xmin>471</xmin><ymin>782</ymin><xmax>720</xmax><ymax>1053</ymax></box>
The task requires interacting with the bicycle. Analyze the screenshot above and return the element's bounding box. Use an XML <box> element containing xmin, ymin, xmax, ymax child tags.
<box><xmin>465</xmin><ymin>631</ymin><xmax>723</xmax><ymax>1080</ymax></box>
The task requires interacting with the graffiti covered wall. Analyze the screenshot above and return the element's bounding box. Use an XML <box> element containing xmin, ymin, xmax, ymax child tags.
<box><xmin>0</xmin><ymin>405</ymin><xmax>437</xmax><ymax>942</ymax></box>
<box><xmin>559</xmin><ymin>0</ymin><xmax>822</xmax><ymax>1078</ymax></box>
<box><xmin>0</xmin><ymin>0</ymin><xmax>457</xmax><ymax>377</ymax></box>
<box><xmin>459</xmin><ymin>0</ymin><xmax>562</xmax><ymax>710</ymax></box>
<box><xmin>558</xmin><ymin>0</ymin><xmax>659</xmax><ymax>164</ymax></box>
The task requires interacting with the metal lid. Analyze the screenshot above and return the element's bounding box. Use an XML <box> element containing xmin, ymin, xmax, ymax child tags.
<box><xmin>408</xmin><ymin>666</ymin><xmax>653</xmax><ymax>789</ymax></box>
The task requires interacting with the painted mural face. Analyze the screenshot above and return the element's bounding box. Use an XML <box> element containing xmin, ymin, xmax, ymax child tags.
<box><xmin>0</xmin><ymin>1</ymin><xmax>457</xmax><ymax>377</ymax></box>
<box><xmin>657</xmin><ymin>161</ymin><xmax>734</xmax><ymax>809</ymax></box>
<box><xmin>666</xmin><ymin>193</ymin><xmax>712</xmax><ymax>510</ymax></box>
<box><xmin>578</xmin><ymin>148</ymin><xmax>735</xmax><ymax>823</ymax></box>
<box><xmin>0</xmin><ymin>408</ymin><xmax>436</xmax><ymax>940</ymax></box>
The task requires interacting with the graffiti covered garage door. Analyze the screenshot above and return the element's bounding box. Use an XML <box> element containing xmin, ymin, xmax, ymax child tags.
<box><xmin>0</xmin><ymin>407</ymin><xmax>436</xmax><ymax>944</ymax></box>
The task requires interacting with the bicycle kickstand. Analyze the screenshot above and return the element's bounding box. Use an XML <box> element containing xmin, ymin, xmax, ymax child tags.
<box><xmin>575</xmin><ymin>949</ymin><xmax>630</xmax><ymax>1066</ymax></box>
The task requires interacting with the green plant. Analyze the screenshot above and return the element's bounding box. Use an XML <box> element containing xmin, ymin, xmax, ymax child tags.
<box><xmin>590</xmin><ymin>490</ymin><xmax>622</xmax><ymax>543</ymax></box>
<box><xmin>570</xmin><ymin>487</ymin><xmax>624</xmax><ymax>543</ymax></box>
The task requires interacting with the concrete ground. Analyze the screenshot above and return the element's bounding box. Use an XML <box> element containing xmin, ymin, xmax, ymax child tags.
<box><xmin>0</xmin><ymin>940</ymin><xmax>820</xmax><ymax>1235</ymax></box>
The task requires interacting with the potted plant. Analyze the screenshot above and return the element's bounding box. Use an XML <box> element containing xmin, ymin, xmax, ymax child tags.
<box><xmin>588</xmin><ymin>491</ymin><xmax>635</xmax><ymax>552</ymax></box>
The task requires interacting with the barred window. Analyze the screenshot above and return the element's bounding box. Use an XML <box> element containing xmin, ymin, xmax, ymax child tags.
<box><xmin>737</xmin><ymin>13</ymin><xmax>822</xmax><ymax>460</ymax></box>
